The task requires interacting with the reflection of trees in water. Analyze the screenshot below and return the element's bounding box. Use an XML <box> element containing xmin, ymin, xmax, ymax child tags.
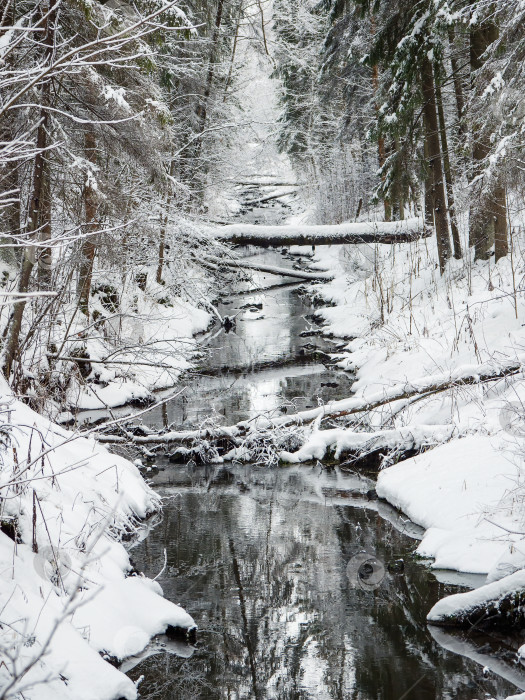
<box><xmin>129</xmin><ymin>466</ymin><xmax>521</xmax><ymax>699</ymax></box>
<box><xmin>129</xmin><ymin>656</ymin><xmax>210</xmax><ymax>699</ymax></box>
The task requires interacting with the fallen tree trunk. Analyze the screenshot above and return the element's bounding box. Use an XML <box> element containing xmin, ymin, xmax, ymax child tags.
<box><xmin>48</xmin><ymin>354</ymin><xmax>179</xmax><ymax>369</ymax></box>
<box><xmin>94</xmin><ymin>425</ymin><xmax>242</xmax><ymax>446</ymax></box>
<box><xmin>242</xmin><ymin>190</ymin><xmax>297</xmax><ymax>207</ymax></box>
<box><xmin>211</xmin><ymin>218</ymin><xmax>431</xmax><ymax>247</ymax></box>
<box><xmin>273</xmin><ymin>358</ymin><xmax>523</xmax><ymax>429</ymax></box>
<box><xmin>204</xmin><ymin>256</ymin><xmax>332</xmax><ymax>281</ymax></box>
<box><xmin>232</xmin><ymin>181</ymin><xmax>305</xmax><ymax>187</ymax></box>
<box><xmin>91</xmin><ymin>358</ymin><xmax>523</xmax><ymax>448</ymax></box>
<box><xmin>428</xmin><ymin>570</ymin><xmax>525</xmax><ymax>629</ymax></box>
<box><xmin>280</xmin><ymin>424</ymin><xmax>455</xmax><ymax>465</ymax></box>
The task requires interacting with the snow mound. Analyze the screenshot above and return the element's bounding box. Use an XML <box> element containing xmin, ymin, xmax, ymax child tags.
<box><xmin>0</xmin><ymin>378</ymin><xmax>194</xmax><ymax>699</ymax></box>
<box><xmin>377</xmin><ymin>435</ymin><xmax>525</xmax><ymax>574</ymax></box>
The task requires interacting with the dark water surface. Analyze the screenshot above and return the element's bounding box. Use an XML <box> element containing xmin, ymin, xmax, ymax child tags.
<box><xmin>120</xmin><ymin>247</ymin><xmax>525</xmax><ymax>699</ymax></box>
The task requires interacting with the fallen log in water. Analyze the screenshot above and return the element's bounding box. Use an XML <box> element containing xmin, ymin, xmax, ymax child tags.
<box><xmin>203</xmin><ymin>255</ymin><xmax>333</xmax><ymax>281</ymax></box>
<box><xmin>91</xmin><ymin>357</ymin><xmax>523</xmax><ymax>449</ymax></box>
<box><xmin>272</xmin><ymin>358</ymin><xmax>523</xmax><ymax>429</ymax></box>
<box><xmin>94</xmin><ymin>425</ymin><xmax>243</xmax><ymax>446</ymax></box>
<box><xmin>211</xmin><ymin>218</ymin><xmax>431</xmax><ymax>247</ymax></box>
<box><xmin>242</xmin><ymin>190</ymin><xmax>298</xmax><ymax>207</ymax></box>
<box><xmin>279</xmin><ymin>424</ymin><xmax>455</xmax><ymax>465</ymax></box>
<box><xmin>428</xmin><ymin>570</ymin><xmax>525</xmax><ymax>629</ymax></box>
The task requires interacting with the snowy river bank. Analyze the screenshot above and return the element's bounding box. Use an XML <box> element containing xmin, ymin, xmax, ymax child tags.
<box><xmin>5</xmin><ymin>242</ymin><xmax>525</xmax><ymax>700</ymax></box>
<box><xmin>110</xmin><ymin>248</ymin><xmax>525</xmax><ymax>700</ymax></box>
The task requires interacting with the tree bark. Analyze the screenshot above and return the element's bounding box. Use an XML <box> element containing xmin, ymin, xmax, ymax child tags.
<box><xmin>156</xmin><ymin>160</ymin><xmax>175</xmax><ymax>284</ymax></box>
<box><xmin>420</xmin><ymin>56</ymin><xmax>451</xmax><ymax>273</ymax></box>
<box><xmin>223</xmin><ymin>1</ymin><xmax>243</xmax><ymax>101</ymax></box>
<box><xmin>0</xmin><ymin>3</ymin><xmax>21</xmax><ymax>265</ymax></box>
<box><xmin>38</xmin><ymin>157</ymin><xmax>53</xmax><ymax>287</ymax></box>
<box><xmin>435</xmin><ymin>77</ymin><xmax>462</xmax><ymax>259</ymax></box>
<box><xmin>470</xmin><ymin>11</ymin><xmax>501</xmax><ymax>260</ymax></box>
<box><xmin>196</xmin><ymin>0</ymin><xmax>225</xmax><ymax>134</ymax></box>
<box><xmin>375</xmin><ymin>104</ymin><xmax>391</xmax><ymax>221</ymax></box>
<box><xmin>0</xmin><ymin>117</ymin><xmax>21</xmax><ymax>267</ymax></box>
<box><xmin>423</xmin><ymin>123</ymin><xmax>434</xmax><ymax>227</ymax></box>
<box><xmin>494</xmin><ymin>184</ymin><xmax>508</xmax><ymax>262</ymax></box>
<box><xmin>3</xmin><ymin>2</ymin><xmax>55</xmax><ymax>378</ymax></box>
<box><xmin>371</xmin><ymin>16</ymin><xmax>391</xmax><ymax>222</ymax></box>
<box><xmin>77</xmin><ymin>128</ymin><xmax>98</xmax><ymax>316</ymax></box>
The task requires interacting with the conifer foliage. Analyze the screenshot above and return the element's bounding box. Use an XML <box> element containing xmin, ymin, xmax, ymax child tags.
<box><xmin>274</xmin><ymin>0</ymin><xmax>524</xmax><ymax>272</ymax></box>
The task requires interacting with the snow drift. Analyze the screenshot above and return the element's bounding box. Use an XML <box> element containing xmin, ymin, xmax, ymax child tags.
<box><xmin>0</xmin><ymin>378</ymin><xmax>194</xmax><ymax>700</ymax></box>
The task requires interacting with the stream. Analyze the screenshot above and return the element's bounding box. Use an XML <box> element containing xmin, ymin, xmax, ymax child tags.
<box><xmin>109</xmin><ymin>244</ymin><xmax>525</xmax><ymax>700</ymax></box>
<box><xmin>71</xmin><ymin>190</ymin><xmax>524</xmax><ymax>699</ymax></box>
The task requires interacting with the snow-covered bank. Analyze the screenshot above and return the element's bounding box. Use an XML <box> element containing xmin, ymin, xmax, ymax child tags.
<box><xmin>302</xmin><ymin>234</ymin><xmax>525</xmax><ymax>576</ymax></box>
<box><xmin>63</xmin><ymin>290</ymin><xmax>211</xmax><ymax>413</ymax></box>
<box><xmin>377</xmin><ymin>436</ymin><xmax>525</xmax><ymax>574</ymax></box>
<box><xmin>0</xmin><ymin>379</ymin><xmax>194</xmax><ymax>700</ymax></box>
<box><xmin>427</xmin><ymin>569</ymin><xmax>525</xmax><ymax>626</ymax></box>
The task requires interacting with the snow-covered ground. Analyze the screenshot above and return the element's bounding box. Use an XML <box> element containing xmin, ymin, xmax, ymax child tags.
<box><xmin>63</xmin><ymin>280</ymin><xmax>211</xmax><ymax>413</ymax></box>
<box><xmin>0</xmin><ymin>245</ymin><xmax>214</xmax><ymax>418</ymax></box>
<box><xmin>302</xmin><ymin>235</ymin><xmax>525</xmax><ymax>579</ymax></box>
<box><xmin>0</xmin><ymin>378</ymin><xmax>194</xmax><ymax>700</ymax></box>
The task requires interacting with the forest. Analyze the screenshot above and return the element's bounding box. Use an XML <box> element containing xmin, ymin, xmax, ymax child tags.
<box><xmin>2</xmin><ymin>0</ymin><xmax>525</xmax><ymax>698</ymax></box>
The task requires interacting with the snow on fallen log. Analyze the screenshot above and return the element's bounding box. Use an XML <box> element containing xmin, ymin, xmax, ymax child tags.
<box><xmin>279</xmin><ymin>424</ymin><xmax>455</xmax><ymax>464</ymax></box>
<box><xmin>203</xmin><ymin>255</ymin><xmax>333</xmax><ymax>280</ymax></box>
<box><xmin>427</xmin><ymin>570</ymin><xmax>525</xmax><ymax>629</ymax></box>
<box><xmin>269</xmin><ymin>356</ymin><xmax>524</xmax><ymax>430</ymax></box>
<box><xmin>92</xmin><ymin>356</ymin><xmax>523</xmax><ymax>450</ymax></box>
<box><xmin>94</xmin><ymin>424</ymin><xmax>240</xmax><ymax>445</ymax></box>
<box><xmin>210</xmin><ymin>217</ymin><xmax>430</xmax><ymax>247</ymax></box>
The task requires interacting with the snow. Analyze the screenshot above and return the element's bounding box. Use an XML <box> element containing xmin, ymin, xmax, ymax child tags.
<box><xmin>292</xmin><ymin>235</ymin><xmax>525</xmax><ymax>578</ymax></box>
<box><xmin>376</xmin><ymin>435</ymin><xmax>525</xmax><ymax>573</ymax></box>
<box><xmin>211</xmin><ymin>217</ymin><xmax>424</xmax><ymax>242</ymax></box>
<box><xmin>0</xmin><ymin>378</ymin><xmax>195</xmax><ymax>700</ymax></box>
<box><xmin>427</xmin><ymin>568</ymin><xmax>525</xmax><ymax>621</ymax></box>
<box><xmin>280</xmin><ymin>424</ymin><xmax>454</xmax><ymax>464</ymax></box>
<box><xmin>61</xmin><ymin>277</ymin><xmax>211</xmax><ymax>412</ymax></box>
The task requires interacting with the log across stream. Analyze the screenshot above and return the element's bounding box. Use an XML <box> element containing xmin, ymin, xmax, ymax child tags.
<box><xmin>78</xmin><ymin>248</ymin><xmax>525</xmax><ymax>699</ymax></box>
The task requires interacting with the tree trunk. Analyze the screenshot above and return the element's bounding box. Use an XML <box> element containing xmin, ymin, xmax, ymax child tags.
<box><xmin>435</xmin><ymin>77</ymin><xmax>462</xmax><ymax>259</ymax></box>
<box><xmin>223</xmin><ymin>1</ymin><xmax>243</xmax><ymax>101</ymax></box>
<box><xmin>423</xmin><ymin>124</ymin><xmax>434</xmax><ymax>227</ymax></box>
<box><xmin>0</xmin><ymin>118</ymin><xmax>21</xmax><ymax>267</ymax></box>
<box><xmin>371</xmin><ymin>16</ymin><xmax>391</xmax><ymax>222</ymax></box>
<box><xmin>196</xmin><ymin>0</ymin><xmax>225</xmax><ymax>134</ymax></box>
<box><xmin>494</xmin><ymin>185</ymin><xmax>508</xmax><ymax>262</ymax></box>
<box><xmin>421</xmin><ymin>56</ymin><xmax>451</xmax><ymax>273</ymax></box>
<box><xmin>0</xmin><ymin>2</ymin><xmax>21</xmax><ymax>266</ymax></box>
<box><xmin>156</xmin><ymin>160</ymin><xmax>175</xmax><ymax>284</ymax></box>
<box><xmin>77</xmin><ymin>128</ymin><xmax>98</xmax><ymax>316</ymax></box>
<box><xmin>3</xmin><ymin>2</ymin><xmax>55</xmax><ymax>378</ymax></box>
<box><xmin>38</xmin><ymin>157</ymin><xmax>53</xmax><ymax>287</ymax></box>
<box><xmin>391</xmin><ymin>140</ymin><xmax>404</xmax><ymax>221</ymax></box>
<box><xmin>191</xmin><ymin>0</ymin><xmax>225</xmax><ymax>195</ymax></box>
<box><xmin>470</xmin><ymin>11</ymin><xmax>500</xmax><ymax>260</ymax></box>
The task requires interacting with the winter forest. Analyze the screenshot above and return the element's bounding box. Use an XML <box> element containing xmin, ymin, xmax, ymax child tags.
<box><xmin>4</xmin><ymin>0</ymin><xmax>525</xmax><ymax>698</ymax></box>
